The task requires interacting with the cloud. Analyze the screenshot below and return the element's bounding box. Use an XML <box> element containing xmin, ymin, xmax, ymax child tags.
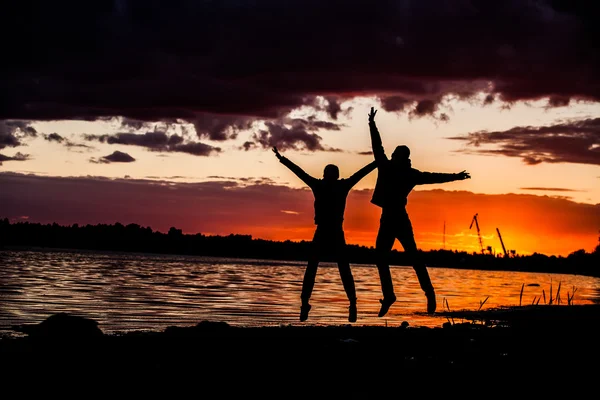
<box><xmin>206</xmin><ymin>176</ymin><xmax>277</xmax><ymax>185</ymax></box>
<box><xmin>249</xmin><ymin>118</ymin><xmax>344</xmax><ymax>152</ymax></box>
<box><xmin>2</xmin><ymin>0</ymin><xmax>599</xmax><ymax>129</ymax></box>
<box><xmin>193</xmin><ymin>114</ymin><xmax>255</xmax><ymax>141</ymax></box>
<box><xmin>380</xmin><ymin>96</ymin><xmax>413</xmax><ymax>113</ymax></box>
<box><xmin>0</xmin><ymin>121</ymin><xmax>37</xmax><ymax>149</ymax></box>
<box><xmin>64</xmin><ymin>141</ymin><xmax>94</xmax><ymax>151</ymax></box>
<box><xmin>90</xmin><ymin>151</ymin><xmax>136</xmax><ymax>164</ymax></box>
<box><xmin>0</xmin><ymin>152</ymin><xmax>31</xmax><ymax>165</ymax></box>
<box><xmin>448</xmin><ymin>117</ymin><xmax>600</xmax><ymax>165</ymax></box>
<box><xmin>44</xmin><ymin>132</ymin><xmax>64</xmax><ymax>143</ymax></box>
<box><xmin>145</xmin><ymin>175</ymin><xmax>195</xmax><ymax>180</ymax></box>
<box><xmin>0</xmin><ymin>152</ymin><xmax>30</xmax><ymax>161</ymax></box>
<box><xmin>85</xmin><ymin>131</ymin><xmax>221</xmax><ymax>156</ymax></box>
<box><xmin>41</xmin><ymin>132</ymin><xmax>93</xmax><ymax>151</ymax></box>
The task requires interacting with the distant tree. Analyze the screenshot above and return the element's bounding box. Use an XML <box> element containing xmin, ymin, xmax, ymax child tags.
<box><xmin>1</xmin><ymin>217</ymin><xmax>599</xmax><ymax>278</ymax></box>
<box><xmin>168</xmin><ymin>227</ymin><xmax>183</xmax><ymax>237</ymax></box>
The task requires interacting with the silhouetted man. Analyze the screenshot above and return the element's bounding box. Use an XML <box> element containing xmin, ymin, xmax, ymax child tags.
<box><xmin>273</xmin><ymin>147</ymin><xmax>376</xmax><ymax>322</ymax></box>
<box><xmin>367</xmin><ymin>107</ymin><xmax>471</xmax><ymax>317</ymax></box>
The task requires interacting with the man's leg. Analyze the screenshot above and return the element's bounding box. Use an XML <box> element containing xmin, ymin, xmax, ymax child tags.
<box><xmin>375</xmin><ymin>218</ymin><xmax>397</xmax><ymax>317</ymax></box>
<box><xmin>397</xmin><ymin>218</ymin><xmax>436</xmax><ymax>314</ymax></box>
<box><xmin>338</xmin><ymin>259</ymin><xmax>357</xmax><ymax>322</ymax></box>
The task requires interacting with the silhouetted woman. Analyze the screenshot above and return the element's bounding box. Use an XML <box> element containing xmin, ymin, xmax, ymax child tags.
<box><xmin>273</xmin><ymin>147</ymin><xmax>376</xmax><ymax>322</ymax></box>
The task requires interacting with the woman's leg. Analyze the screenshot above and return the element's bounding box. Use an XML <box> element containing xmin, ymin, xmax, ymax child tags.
<box><xmin>299</xmin><ymin>228</ymin><xmax>322</xmax><ymax>321</ymax></box>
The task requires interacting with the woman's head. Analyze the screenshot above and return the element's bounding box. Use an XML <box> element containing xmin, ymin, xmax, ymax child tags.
<box><xmin>323</xmin><ymin>164</ymin><xmax>340</xmax><ymax>181</ymax></box>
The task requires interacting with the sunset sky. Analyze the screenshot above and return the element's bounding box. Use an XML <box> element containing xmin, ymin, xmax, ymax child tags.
<box><xmin>1</xmin><ymin>0</ymin><xmax>599</xmax><ymax>257</ymax></box>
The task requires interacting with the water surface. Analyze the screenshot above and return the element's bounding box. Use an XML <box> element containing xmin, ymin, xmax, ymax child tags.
<box><xmin>1</xmin><ymin>249</ymin><xmax>599</xmax><ymax>335</ymax></box>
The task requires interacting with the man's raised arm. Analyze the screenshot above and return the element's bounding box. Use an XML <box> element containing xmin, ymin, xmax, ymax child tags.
<box><xmin>272</xmin><ymin>147</ymin><xmax>316</xmax><ymax>187</ymax></box>
<box><xmin>368</xmin><ymin>107</ymin><xmax>388</xmax><ymax>164</ymax></box>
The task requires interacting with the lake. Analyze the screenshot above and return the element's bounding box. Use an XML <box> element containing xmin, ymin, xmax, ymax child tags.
<box><xmin>1</xmin><ymin>248</ymin><xmax>599</xmax><ymax>335</ymax></box>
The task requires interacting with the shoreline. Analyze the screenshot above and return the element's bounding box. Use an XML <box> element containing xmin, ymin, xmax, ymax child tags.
<box><xmin>1</xmin><ymin>305</ymin><xmax>598</xmax><ymax>394</ymax></box>
<box><xmin>4</xmin><ymin>244</ymin><xmax>599</xmax><ymax>279</ymax></box>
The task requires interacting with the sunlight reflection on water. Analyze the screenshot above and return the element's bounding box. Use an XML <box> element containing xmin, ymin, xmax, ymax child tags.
<box><xmin>1</xmin><ymin>249</ymin><xmax>599</xmax><ymax>334</ymax></box>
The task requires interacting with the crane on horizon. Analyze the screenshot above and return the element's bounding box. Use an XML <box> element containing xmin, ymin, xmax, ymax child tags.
<box><xmin>470</xmin><ymin>213</ymin><xmax>484</xmax><ymax>254</ymax></box>
<box><xmin>496</xmin><ymin>227</ymin><xmax>508</xmax><ymax>257</ymax></box>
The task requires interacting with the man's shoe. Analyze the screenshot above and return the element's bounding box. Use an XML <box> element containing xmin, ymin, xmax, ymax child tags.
<box><xmin>378</xmin><ymin>295</ymin><xmax>396</xmax><ymax>317</ymax></box>
<box><xmin>348</xmin><ymin>303</ymin><xmax>357</xmax><ymax>323</ymax></box>
<box><xmin>300</xmin><ymin>303</ymin><xmax>311</xmax><ymax>322</ymax></box>
<box><xmin>426</xmin><ymin>292</ymin><xmax>436</xmax><ymax>314</ymax></box>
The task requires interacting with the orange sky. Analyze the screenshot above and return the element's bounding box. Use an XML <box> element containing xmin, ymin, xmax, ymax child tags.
<box><xmin>1</xmin><ymin>172</ymin><xmax>597</xmax><ymax>257</ymax></box>
<box><xmin>234</xmin><ymin>187</ymin><xmax>599</xmax><ymax>257</ymax></box>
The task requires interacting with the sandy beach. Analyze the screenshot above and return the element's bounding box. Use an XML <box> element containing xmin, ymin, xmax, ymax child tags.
<box><xmin>1</xmin><ymin>305</ymin><xmax>598</xmax><ymax>396</ymax></box>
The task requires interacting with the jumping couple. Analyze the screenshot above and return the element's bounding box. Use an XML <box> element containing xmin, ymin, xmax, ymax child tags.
<box><xmin>273</xmin><ymin>107</ymin><xmax>471</xmax><ymax>322</ymax></box>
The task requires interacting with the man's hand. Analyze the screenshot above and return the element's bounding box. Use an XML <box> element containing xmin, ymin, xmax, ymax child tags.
<box><xmin>272</xmin><ymin>147</ymin><xmax>283</xmax><ymax>160</ymax></box>
<box><xmin>368</xmin><ymin>107</ymin><xmax>377</xmax><ymax>124</ymax></box>
<box><xmin>456</xmin><ymin>170</ymin><xmax>471</xmax><ymax>180</ymax></box>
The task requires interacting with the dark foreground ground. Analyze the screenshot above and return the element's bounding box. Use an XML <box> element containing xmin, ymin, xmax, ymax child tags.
<box><xmin>1</xmin><ymin>305</ymin><xmax>599</xmax><ymax>397</ymax></box>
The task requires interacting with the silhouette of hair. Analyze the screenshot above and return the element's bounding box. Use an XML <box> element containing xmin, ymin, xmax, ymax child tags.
<box><xmin>323</xmin><ymin>164</ymin><xmax>340</xmax><ymax>180</ymax></box>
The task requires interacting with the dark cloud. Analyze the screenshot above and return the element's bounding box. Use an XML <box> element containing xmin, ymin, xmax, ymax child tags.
<box><xmin>251</xmin><ymin>121</ymin><xmax>328</xmax><ymax>152</ymax></box>
<box><xmin>380</xmin><ymin>96</ymin><xmax>413</xmax><ymax>113</ymax></box>
<box><xmin>120</xmin><ymin>118</ymin><xmax>152</xmax><ymax>131</ymax></box>
<box><xmin>409</xmin><ymin>99</ymin><xmax>449</xmax><ymax>121</ymax></box>
<box><xmin>42</xmin><ymin>132</ymin><xmax>93</xmax><ymax>151</ymax></box>
<box><xmin>85</xmin><ymin>131</ymin><xmax>221</xmax><ymax>156</ymax></box>
<box><xmin>193</xmin><ymin>114</ymin><xmax>254</xmax><ymax>141</ymax></box>
<box><xmin>206</xmin><ymin>176</ymin><xmax>277</xmax><ymax>185</ymax></box>
<box><xmin>91</xmin><ymin>151</ymin><xmax>136</xmax><ymax>164</ymax></box>
<box><xmin>247</xmin><ymin>116</ymin><xmax>345</xmax><ymax>151</ymax></box>
<box><xmin>290</xmin><ymin>116</ymin><xmax>344</xmax><ymax>132</ymax></box>
<box><xmin>241</xmin><ymin>141</ymin><xmax>257</xmax><ymax>151</ymax></box>
<box><xmin>324</xmin><ymin>97</ymin><xmax>342</xmax><ymax>120</ymax></box>
<box><xmin>0</xmin><ymin>121</ymin><xmax>37</xmax><ymax>149</ymax></box>
<box><xmin>547</xmin><ymin>97</ymin><xmax>571</xmax><ymax>108</ymax></box>
<box><xmin>483</xmin><ymin>94</ymin><xmax>496</xmax><ymax>105</ymax></box>
<box><xmin>145</xmin><ymin>175</ymin><xmax>193</xmax><ymax>180</ymax></box>
<box><xmin>104</xmin><ymin>151</ymin><xmax>136</xmax><ymax>163</ymax></box>
<box><xmin>2</xmin><ymin>0</ymin><xmax>599</xmax><ymax>131</ymax></box>
<box><xmin>44</xmin><ymin>133</ymin><xmax>64</xmax><ymax>143</ymax></box>
<box><xmin>0</xmin><ymin>152</ymin><xmax>30</xmax><ymax>165</ymax></box>
<box><xmin>173</xmin><ymin>142</ymin><xmax>221</xmax><ymax>157</ymax></box>
<box><xmin>65</xmin><ymin>141</ymin><xmax>94</xmax><ymax>150</ymax></box>
<box><xmin>11</xmin><ymin>152</ymin><xmax>30</xmax><ymax>161</ymax></box>
<box><xmin>0</xmin><ymin>131</ymin><xmax>21</xmax><ymax>149</ymax></box>
<box><xmin>87</xmin><ymin>131</ymin><xmax>173</xmax><ymax>148</ymax></box>
<box><xmin>449</xmin><ymin>117</ymin><xmax>600</xmax><ymax>166</ymax></box>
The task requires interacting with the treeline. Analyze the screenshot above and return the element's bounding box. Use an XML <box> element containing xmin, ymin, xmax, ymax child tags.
<box><xmin>1</xmin><ymin>218</ymin><xmax>599</xmax><ymax>277</ymax></box>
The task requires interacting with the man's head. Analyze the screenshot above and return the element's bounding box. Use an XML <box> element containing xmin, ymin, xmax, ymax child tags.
<box><xmin>323</xmin><ymin>164</ymin><xmax>340</xmax><ymax>181</ymax></box>
<box><xmin>391</xmin><ymin>145</ymin><xmax>411</xmax><ymax>168</ymax></box>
